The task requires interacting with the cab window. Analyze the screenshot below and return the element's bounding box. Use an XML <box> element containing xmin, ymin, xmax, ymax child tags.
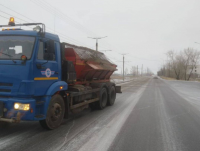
<box><xmin>37</xmin><ymin>41</ymin><xmax>55</xmax><ymax>61</ymax></box>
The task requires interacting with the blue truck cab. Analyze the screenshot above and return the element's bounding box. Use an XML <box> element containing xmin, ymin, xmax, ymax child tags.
<box><xmin>0</xmin><ymin>19</ymin><xmax>68</xmax><ymax>128</ymax></box>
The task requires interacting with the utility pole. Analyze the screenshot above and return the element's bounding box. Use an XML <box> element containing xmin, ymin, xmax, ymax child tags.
<box><xmin>169</xmin><ymin>62</ymin><xmax>170</xmax><ymax>77</ymax></box>
<box><xmin>123</xmin><ymin>55</ymin><xmax>124</xmax><ymax>81</ymax></box>
<box><xmin>137</xmin><ymin>65</ymin><xmax>138</xmax><ymax>77</ymax></box>
<box><xmin>88</xmin><ymin>36</ymin><xmax>107</xmax><ymax>57</ymax></box>
<box><xmin>121</xmin><ymin>53</ymin><xmax>129</xmax><ymax>81</ymax></box>
<box><xmin>118</xmin><ymin>54</ymin><xmax>129</xmax><ymax>81</ymax></box>
<box><xmin>141</xmin><ymin>64</ymin><xmax>143</xmax><ymax>76</ymax></box>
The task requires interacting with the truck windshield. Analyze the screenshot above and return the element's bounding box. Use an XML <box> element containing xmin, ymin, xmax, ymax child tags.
<box><xmin>0</xmin><ymin>36</ymin><xmax>35</xmax><ymax>60</ymax></box>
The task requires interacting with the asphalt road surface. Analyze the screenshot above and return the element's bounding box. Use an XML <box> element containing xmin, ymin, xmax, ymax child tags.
<box><xmin>1</xmin><ymin>77</ymin><xmax>200</xmax><ymax>151</ymax></box>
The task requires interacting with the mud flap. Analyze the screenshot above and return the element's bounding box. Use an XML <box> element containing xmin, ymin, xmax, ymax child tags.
<box><xmin>115</xmin><ymin>86</ymin><xmax>122</xmax><ymax>93</ymax></box>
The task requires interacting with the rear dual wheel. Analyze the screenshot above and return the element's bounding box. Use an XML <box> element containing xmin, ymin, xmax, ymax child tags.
<box><xmin>92</xmin><ymin>86</ymin><xmax>116</xmax><ymax>110</ymax></box>
<box><xmin>39</xmin><ymin>94</ymin><xmax>65</xmax><ymax>130</ymax></box>
<box><xmin>98</xmin><ymin>88</ymin><xmax>108</xmax><ymax>110</ymax></box>
<box><xmin>90</xmin><ymin>87</ymin><xmax>108</xmax><ymax>110</ymax></box>
<box><xmin>107</xmin><ymin>86</ymin><xmax>116</xmax><ymax>106</ymax></box>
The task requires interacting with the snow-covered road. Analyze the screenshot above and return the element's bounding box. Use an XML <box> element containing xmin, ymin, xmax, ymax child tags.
<box><xmin>2</xmin><ymin>77</ymin><xmax>200</xmax><ymax>151</ymax></box>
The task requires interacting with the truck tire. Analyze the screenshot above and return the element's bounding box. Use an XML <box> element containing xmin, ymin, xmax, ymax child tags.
<box><xmin>39</xmin><ymin>94</ymin><xmax>65</xmax><ymax>130</ymax></box>
<box><xmin>97</xmin><ymin>88</ymin><xmax>108</xmax><ymax>110</ymax></box>
<box><xmin>107</xmin><ymin>86</ymin><xmax>116</xmax><ymax>106</ymax></box>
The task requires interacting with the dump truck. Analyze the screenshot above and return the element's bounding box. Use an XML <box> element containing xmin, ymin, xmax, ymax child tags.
<box><xmin>0</xmin><ymin>18</ymin><xmax>121</xmax><ymax>129</ymax></box>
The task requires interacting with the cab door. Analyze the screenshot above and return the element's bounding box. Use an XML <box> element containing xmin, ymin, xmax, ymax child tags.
<box><xmin>33</xmin><ymin>39</ymin><xmax>60</xmax><ymax>96</ymax></box>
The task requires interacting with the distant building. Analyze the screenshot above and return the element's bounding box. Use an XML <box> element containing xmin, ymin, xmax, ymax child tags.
<box><xmin>187</xmin><ymin>65</ymin><xmax>200</xmax><ymax>78</ymax></box>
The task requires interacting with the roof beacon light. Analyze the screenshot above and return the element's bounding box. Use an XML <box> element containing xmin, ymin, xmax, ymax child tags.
<box><xmin>33</xmin><ymin>26</ymin><xmax>41</xmax><ymax>32</ymax></box>
<box><xmin>8</xmin><ymin>17</ymin><xmax>15</xmax><ymax>26</ymax></box>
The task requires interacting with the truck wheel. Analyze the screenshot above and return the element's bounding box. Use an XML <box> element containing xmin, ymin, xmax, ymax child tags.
<box><xmin>39</xmin><ymin>94</ymin><xmax>65</xmax><ymax>130</ymax></box>
<box><xmin>97</xmin><ymin>88</ymin><xmax>108</xmax><ymax>110</ymax></box>
<box><xmin>107</xmin><ymin>86</ymin><xmax>116</xmax><ymax>106</ymax></box>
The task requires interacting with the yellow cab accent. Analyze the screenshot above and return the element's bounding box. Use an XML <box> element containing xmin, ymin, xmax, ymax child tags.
<box><xmin>34</xmin><ymin>77</ymin><xmax>58</xmax><ymax>80</ymax></box>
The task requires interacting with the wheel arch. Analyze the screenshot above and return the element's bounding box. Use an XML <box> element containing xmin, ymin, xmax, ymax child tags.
<box><xmin>43</xmin><ymin>81</ymin><xmax>68</xmax><ymax>118</ymax></box>
<box><xmin>46</xmin><ymin>81</ymin><xmax>68</xmax><ymax>96</ymax></box>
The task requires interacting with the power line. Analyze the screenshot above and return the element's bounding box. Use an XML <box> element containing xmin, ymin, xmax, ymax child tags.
<box><xmin>0</xmin><ymin>6</ymin><xmax>132</xmax><ymax>72</ymax></box>
<box><xmin>0</xmin><ymin>14</ymin><xmax>33</xmax><ymax>30</ymax></box>
<box><xmin>0</xmin><ymin>10</ymin><xmax>28</xmax><ymax>23</ymax></box>
<box><xmin>109</xmin><ymin>52</ymin><xmax>154</xmax><ymax>74</ymax></box>
<box><xmin>0</xmin><ymin>14</ymin><xmax>10</xmax><ymax>20</ymax></box>
<box><xmin>0</xmin><ymin>4</ymin><xmax>96</xmax><ymax>48</ymax></box>
<box><xmin>31</xmin><ymin>0</ymin><xmax>98</xmax><ymax>37</ymax></box>
<box><xmin>0</xmin><ymin>13</ymin><xmax>81</xmax><ymax>45</ymax></box>
<box><xmin>105</xmin><ymin>50</ymin><xmax>154</xmax><ymax>73</ymax></box>
<box><xmin>88</xmin><ymin>36</ymin><xmax>108</xmax><ymax>57</ymax></box>
<box><xmin>44</xmin><ymin>0</ymin><xmax>98</xmax><ymax>37</ymax></box>
<box><xmin>0</xmin><ymin>3</ymin><xmax>36</xmax><ymax>23</ymax></box>
<box><xmin>34</xmin><ymin>0</ymin><xmax>161</xmax><ymax>62</ymax></box>
<box><xmin>95</xmin><ymin>42</ymin><xmax>161</xmax><ymax>62</ymax></box>
<box><xmin>126</xmin><ymin>53</ymin><xmax>161</xmax><ymax>62</ymax></box>
<box><xmin>29</xmin><ymin>0</ymin><xmax>108</xmax><ymax>49</ymax></box>
<box><xmin>35</xmin><ymin>0</ymin><xmax>109</xmax><ymax>50</ymax></box>
<box><xmin>0</xmin><ymin>2</ymin><xmax>160</xmax><ymax>65</ymax></box>
<box><xmin>31</xmin><ymin>0</ymin><xmax>110</xmax><ymax>50</ymax></box>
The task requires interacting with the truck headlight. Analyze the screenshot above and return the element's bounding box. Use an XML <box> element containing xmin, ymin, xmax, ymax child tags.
<box><xmin>14</xmin><ymin>103</ymin><xmax>30</xmax><ymax>111</ymax></box>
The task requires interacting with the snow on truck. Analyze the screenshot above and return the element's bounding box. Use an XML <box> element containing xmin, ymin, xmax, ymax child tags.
<box><xmin>0</xmin><ymin>18</ymin><xmax>121</xmax><ymax>129</ymax></box>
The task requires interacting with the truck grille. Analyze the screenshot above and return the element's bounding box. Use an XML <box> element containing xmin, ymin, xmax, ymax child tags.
<box><xmin>0</xmin><ymin>83</ymin><xmax>13</xmax><ymax>86</ymax></box>
<box><xmin>0</xmin><ymin>96</ymin><xmax>10</xmax><ymax>98</ymax></box>
<box><xmin>0</xmin><ymin>89</ymin><xmax>11</xmax><ymax>92</ymax></box>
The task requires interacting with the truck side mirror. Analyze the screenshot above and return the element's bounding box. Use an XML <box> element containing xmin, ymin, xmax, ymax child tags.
<box><xmin>46</xmin><ymin>40</ymin><xmax>55</xmax><ymax>53</ymax></box>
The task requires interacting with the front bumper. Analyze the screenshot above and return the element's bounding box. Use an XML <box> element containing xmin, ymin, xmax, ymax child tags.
<box><xmin>0</xmin><ymin>112</ymin><xmax>21</xmax><ymax>123</ymax></box>
<box><xmin>0</xmin><ymin>97</ymin><xmax>36</xmax><ymax>122</ymax></box>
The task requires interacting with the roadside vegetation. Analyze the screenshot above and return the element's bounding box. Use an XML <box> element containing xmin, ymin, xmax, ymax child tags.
<box><xmin>157</xmin><ymin>48</ymin><xmax>200</xmax><ymax>81</ymax></box>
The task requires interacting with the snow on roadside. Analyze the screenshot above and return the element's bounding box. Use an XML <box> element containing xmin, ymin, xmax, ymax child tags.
<box><xmin>111</xmin><ymin>77</ymin><xmax>135</xmax><ymax>84</ymax></box>
<box><xmin>163</xmin><ymin>80</ymin><xmax>200</xmax><ymax>108</ymax></box>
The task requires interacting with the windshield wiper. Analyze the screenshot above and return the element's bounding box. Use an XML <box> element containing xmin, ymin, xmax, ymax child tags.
<box><xmin>0</xmin><ymin>52</ymin><xmax>16</xmax><ymax>63</ymax></box>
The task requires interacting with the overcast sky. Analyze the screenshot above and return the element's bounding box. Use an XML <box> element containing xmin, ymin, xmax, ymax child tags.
<box><xmin>0</xmin><ymin>0</ymin><xmax>200</xmax><ymax>74</ymax></box>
